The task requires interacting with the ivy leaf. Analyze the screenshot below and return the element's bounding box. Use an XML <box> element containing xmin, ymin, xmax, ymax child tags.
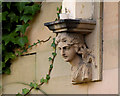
<box><xmin>50</xmin><ymin>64</ymin><xmax>53</xmax><ymax>69</ymax></box>
<box><xmin>33</xmin><ymin>83</ymin><xmax>38</xmax><ymax>89</ymax></box>
<box><xmin>52</xmin><ymin>52</ymin><xmax>57</xmax><ymax>57</ymax></box>
<box><xmin>38</xmin><ymin>40</ymin><xmax>40</xmax><ymax>43</ymax></box>
<box><xmin>33</xmin><ymin>43</ymin><xmax>37</xmax><ymax>46</ymax></box>
<box><xmin>57</xmin><ymin>13</ymin><xmax>60</xmax><ymax>17</ymax></box>
<box><xmin>46</xmin><ymin>74</ymin><xmax>50</xmax><ymax>80</ymax></box>
<box><xmin>8</xmin><ymin>12</ymin><xmax>19</xmax><ymax>23</ymax></box>
<box><xmin>53</xmin><ymin>38</ymin><xmax>55</xmax><ymax>42</ymax></box>
<box><xmin>20</xmin><ymin>15</ymin><xmax>32</xmax><ymax>23</ymax></box>
<box><xmin>2</xmin><ymin>62</ymin><xmax>5</xmax><ymax>68</ymax></box>
<box><xmin>16</xmin><ymin>51</ymin><xmax>22</xmax><ymax>56</ymax></box>
<box><xmin>3</xmin><ymin>23</ymin><xmax>11</xmax><ymax>31</ymax></box>
<box><xmin>51</xmin><ymin>43</ymin><xmax>55</xmax><ymax>48</ymax></box>
<box><xmin>40</xmin><ymin>78</ymin><xmax>45</xmax><ymax>83</ymax></box>
<box><xmin>4</xmin><ymin>52</ymin><xmax>16</xmax><ymax>63</ymax></box>
<box><xmin>48</xmin><ymin>57</ymin><xmax>52</xmax><ymax>61</ymax></box>
<box><xmin>4</xmin><ymin>67</ymin><xmax>11</xmax><ymax>74</ymax></box>
<box><xmin>15</xmin><ymin>2</ymin><xmax>27</xmax><ymax>13</ymax></box>
<box><xmin>7</xmin><ymin>2</ymin><xmax>11</xmax><ymax>9</ymax></box>
<box><xmin>2</xmin><ymin>11</ymin><xmax>8</xmax><ymax>21</ymax></box>
<box><xmin>29</xmin><ymin>82</ymin><xmax>34</xmax><ymax>87</ymax></box>
<box><xmin>60</xmin><ymin>5</ymin><xmax>62</xmax><ymax>10</ymax></box>
<box><xmin>17</xmin><ymin>36</ymin><xmax>28</xmax><ymax>47</ymax></box>
<box><xmin>55</xmin><ymin>18</ymin><xmax>58</xmax><ymax>21</ymax></box>
<box><xmin>29</xmin><ymin>82</ymin><xmax>38</xmax><ymax>89</ymax></box>
<box><xmin>16</xmin><ymin>93</ymin><xmax>23</xmax><ymax>96</ymax></box>
<box><xmin>44</xmin><ymin>79</ymin><xmax>48</xmax><ymax>83</ymax></box>
<box><xmin>28</xmin><ymin>45</ymin><xmax>32</xmax><ymax>48</ymax></box>
<box><xmin>57</xmin><ymin>7</ymin><xmax>59</xmax><ymax>11</ymax></box>
<box><xmin>24</xmin><ymin>4</ymin><xmax>41</xmax><ymax>15</ymax></box>
<box><xmin>22</xmin><ymin>88</ymin><xmax>29</xmax><ymax>94</ymax></box>
<box><xmin>2</xmin><ymin>31</ymin><xmax>18</xmax><ymax>45</ymax></box>
<box><xmin>16</xmin><ymin>24</ymin><xmax>29</xmax><ymax>34</ymax></box>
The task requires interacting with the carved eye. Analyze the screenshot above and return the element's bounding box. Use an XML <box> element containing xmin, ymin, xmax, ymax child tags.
<box><xmin>63</xmin><ymin>40</ymin><xmax>67</xmax><ymax>42</ymax></box>
<box><xmin>58</xmin><ymin>47</ymin><xmax>61</xmax><ymax>50</ymax></box>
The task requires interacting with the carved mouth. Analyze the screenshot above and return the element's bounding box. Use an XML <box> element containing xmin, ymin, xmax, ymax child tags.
<box><xmin>63</xmin><ymin>56</ymin><xmax>68</xmax><ymax>59</ymax></box>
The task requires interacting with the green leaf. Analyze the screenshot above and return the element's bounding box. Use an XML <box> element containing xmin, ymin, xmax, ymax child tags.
<box><xmin>20</xmin><ymin>15</ymin><xmax>32</xmax><ymax>23</ymax></box>
<box><xmin>5</xmin><ymin>52</ymin><xmax>16</xmax><ymax>63</ymax></box>
<box><xmin>33</xmin><ymin>83</ymin><xmax>38</xmax><ymax>89</ymax></box>
<box><xmin>3</xmin><ymin>23</ymin><xmax>11</xmax><ymax>31</ymax></box>
<box><xmin>16</xmin><ymin>93</ymin><xmax>23</xmax><ymax>96</ymax></box>
<box><xmin>57</xmin><ymin>13</ymin><xmax>60</xmax><ymax>17</ymax></box>
<box><xmin>2</xmin><ymin>31</ymin><xmax>18</xmax><ymax>45</ymax></box>
<box><xmin>33</xmin><ymin>43</ymin><xmax>37</xmax><ymax>45</ymax></box>
<box><xmin>53</xmin><ymin>38</ymin><xmax>55</xmax><ymax>42</ymax></box>
<box><xmin>46</xmin><ymin>74</ymin><xmax>50</xmax><ymax>80</ymax></box>
<box><xmin>2</xmin><ymin>62</ymin><xmax>5</xmax><ymax>68</ymax></box>
<box><xmin>44</xmin><ymin>79</ymin><xmax>48</xmax><ymax>83</ymax></box>
<box><xmin>2</xmin><ymin>11</ymin><xmax>8</xmax><ymax>21</ymax></box>
<box><xmin>52</xmin><ymin>52</ymin><xmax>57</xmax><ymax>57</ymax></box>
<box><xmin>7</xmin><ymin>2</ymin><xmax>11</xmax><ymax>9</ymax></box>
<box><xmin>29</xmin><ymin>82</ymin><xmax>34</xmax><ymax>87</ymax></box>
<box><xmin>57</xmin><ymin>7</ymin><xmax>59</xmax><ymax>11</ymax></box>
<box><xmin>16</xmin><ymin>51</ymin><xmax>22</xmax><ymax>56</ymax></box>
<box><xmin>22</xmin><ymin>88</ymin><xmax>29</xmax><ymax>94</ymax></box>
<box><xmin>50</xmin><ymin>64</ymin><xmax>53</xmax><ymax>69</ymax></box>
<box><xmin>51</xmin><ymin>43</ymin><xmax>55</xmax><ymax>48</ymax></box>
<box><xmin>17</xmin><ymin>36</ymin><xmax>28</xmax><ymax>47</ymax></box>
<box><xmin>15</xmin><ymin>2</ymin><xmax>27</xmax><ymax>13</ymax></box>
<box><xmin>40</xmin><ymin>78</ymin><xmax>44</xmax><ymax>83</ymax></box>
<box><xmin>38</xmin><ymin>40</ymin><xmax>40</xmax><ymax>43</ymax></box>
<box><xmin>55</xmin><ymin>18</ymin><xmax>58</xmax><ymax>21</ymax></box>
<box><xmin>23</xmin><ymin>49</ymin><xmax>27</xmax><ymax>53</ymax></box>
<box><xmin>8</xmin><ymin>12</ymin><xmax>19</xmax><ymax>23</ymax></box>
<box><xmin>16</xmin><ymin>24</ymin><xmax>29</xmax><ymax>34</ymax></box>
<box><xmin>24</xmin><ymin>4</ymin><xmax>40</xmax><ymax>15</ymax></box>
<box><xmin>4</xmin><ymin>67</ymin><xmax>11</xmax><ymax>74</ymax></box>
<box><xmin>48</xmin><ymin>57</ymin><xmax>52</xmax><ymax>61</ymax></box>
<box><xmin>60</xmin><ymin>5</ymin><xmax>62</xmax><ymax>10</ymax></box>
<box><xmin>28</xmin><ymin>45</ymin><xmax>32</xmax><ymax>48</ymax></box>
<box><xmin>29</xmin><ymin>82</ymin><xmax>38</xmax><ymax>89</ymax></box>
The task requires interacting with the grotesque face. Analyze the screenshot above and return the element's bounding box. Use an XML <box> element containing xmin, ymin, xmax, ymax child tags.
<box><xmin>58</xmin><ymin>43</ymin><xmax>77</xmax><ymax>62</ymax></box>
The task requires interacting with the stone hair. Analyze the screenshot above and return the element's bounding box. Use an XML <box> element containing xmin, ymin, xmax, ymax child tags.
<box><xmin>55</xmin><ymin>32</ymin><xmax>85</xmax><ymax>46</ymax></box>
<box><xmin>55</xmin><ymin>32</ymin><xmax>93</xmax><ymax>64</ymax></box>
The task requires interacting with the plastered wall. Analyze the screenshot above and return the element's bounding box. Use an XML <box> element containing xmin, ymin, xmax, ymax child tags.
<box><xmin>2</xmin><ymin>2</ymin><xmax>118</xmax><ymax>94</ymax></box>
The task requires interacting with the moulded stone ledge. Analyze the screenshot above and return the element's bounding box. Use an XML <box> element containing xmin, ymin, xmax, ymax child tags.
<box><xmin>44</xmin><ymin>19</ymin><xmax>96</xmax><ymax>34</ymax></box>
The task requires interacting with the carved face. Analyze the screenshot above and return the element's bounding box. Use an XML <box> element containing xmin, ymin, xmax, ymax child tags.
<box><xmin>58</xmin><ymin>42</ymin><xmax>77</xmax><ymax>62</ymax></box>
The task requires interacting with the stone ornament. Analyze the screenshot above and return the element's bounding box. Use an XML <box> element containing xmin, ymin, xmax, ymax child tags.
<box><xmin>55</xmin><ymin>32</ymin><xmax>96</xmax><ymax>84</ymax></box>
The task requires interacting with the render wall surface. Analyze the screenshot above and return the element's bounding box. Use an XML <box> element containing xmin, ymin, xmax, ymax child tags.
<box><xmin>2</xmin><ymin>2</ymin><xmax>118</xmax><ymax>94</ymax></box>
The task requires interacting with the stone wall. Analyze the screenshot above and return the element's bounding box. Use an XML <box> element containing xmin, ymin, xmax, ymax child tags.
<box><xmin>2</xmin><ymin>2</ymin><xmax>118</xmax><ymax>94</ymax></box>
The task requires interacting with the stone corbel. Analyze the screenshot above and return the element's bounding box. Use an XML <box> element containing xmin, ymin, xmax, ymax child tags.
<box><xmin>44</xmin><ymin>19</ymin><xmax>96</xmax><ymax>84</ymax></box>
<box><xmin>44</xmin><ymin>1</ymin><xmax>102</xmax><ymax>84</ymax></box>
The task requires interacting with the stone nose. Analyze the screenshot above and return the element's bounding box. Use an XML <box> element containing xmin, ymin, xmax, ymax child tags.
<box><xmin>61</xmin><ymin>48</ymin><xmax>65</xmax><ymax>56</ymax></box>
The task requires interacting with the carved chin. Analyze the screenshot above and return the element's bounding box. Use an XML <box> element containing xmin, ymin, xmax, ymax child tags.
<box><xmin>63</xmin><ymin>58</ymin><xmax>70</xmax><ymax>62</ymax></box>
<box><xmin>64</xmin><ymin>59</ymin><xmax>69</xmax><ymax>62</ymax></box>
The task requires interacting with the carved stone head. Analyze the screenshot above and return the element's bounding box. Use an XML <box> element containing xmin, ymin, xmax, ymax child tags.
<box><xmin>55</xmin><ymin>32</ymin><xmax>95</xmax><ymax>84</ymax></box>
<box><xmin>55</xmin><ymin>33</ymin><xmax>85</xmax><ymax>62</ymax></box>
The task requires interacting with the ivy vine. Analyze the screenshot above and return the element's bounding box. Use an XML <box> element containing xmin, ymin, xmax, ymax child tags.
<box><xmin>1</xmin><ymin>2</ymin><xmax>62</xmax><ymax>95</ymax></box>
<box><xmin>16</xmin><ymin>5</ymin><xmax>62</xmax><ymax>96</ymax></box>
<box><xmin>2</xmin><ymin>2</ymin><xmax>42</xmax><ymax>74</ymax></box>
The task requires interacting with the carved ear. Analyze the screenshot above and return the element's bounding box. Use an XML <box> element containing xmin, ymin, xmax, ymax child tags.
<box><xmin>74</xmin><ymin>45</ymin><xmax>79</xmax><ymax>53</ymax></box>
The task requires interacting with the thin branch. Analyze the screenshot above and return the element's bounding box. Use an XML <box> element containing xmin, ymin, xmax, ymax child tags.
<box><xmin>24</xmin><ymin>39</ymin><xmax>57</xmax><ymax>96</ymax></box>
